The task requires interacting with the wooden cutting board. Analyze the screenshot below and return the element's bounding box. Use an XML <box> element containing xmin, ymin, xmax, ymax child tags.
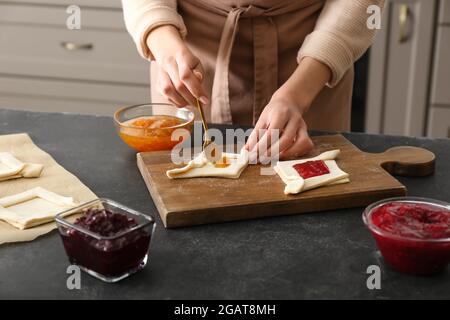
<box><xmin>137</xmin><ymin>134</ymin><xmax>435</xmax><ymax>228</ymax></box>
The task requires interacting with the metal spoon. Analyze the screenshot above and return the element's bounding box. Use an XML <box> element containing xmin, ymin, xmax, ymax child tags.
<box><xmin>196</xmin><ymin>98</ymin><xmax>212</xmax><ymax>150</ymax></box>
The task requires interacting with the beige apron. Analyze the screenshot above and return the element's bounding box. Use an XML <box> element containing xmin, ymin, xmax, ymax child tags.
<box><xmin>150</xmin><ymin>0</ymin><xmax>354</xmax><ymax>131</ymax></box>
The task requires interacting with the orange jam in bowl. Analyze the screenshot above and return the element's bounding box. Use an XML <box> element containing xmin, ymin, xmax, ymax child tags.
<box><xmin>114</xmin><ymin>104</ymin><xmax>194</xmax><ymax>152</ymax></box>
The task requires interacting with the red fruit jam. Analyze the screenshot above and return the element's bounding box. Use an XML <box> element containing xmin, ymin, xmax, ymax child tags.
<box><xmin>293</xmin><ymin>160</ymin><xmax>330</xmax><ymax>179</ymax></box>
<box><xmin>60</xmin><ymin>209</ymin><xmax>151</xmax><ymax>277</ymax></box>
<box><xmin>365</xmin><ymin>200</ymin><xmax>450</xmax><ymax>275</ymax></box>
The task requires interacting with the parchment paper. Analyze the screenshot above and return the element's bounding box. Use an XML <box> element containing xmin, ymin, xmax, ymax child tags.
<box><xmin>0</xmin><ymin>133</ymin><xmax>96</xmax><ymax>245</ymax></box>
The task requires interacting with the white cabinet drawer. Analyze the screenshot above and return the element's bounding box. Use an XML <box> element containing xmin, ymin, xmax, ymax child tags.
<box><xmin>0</xmin><ymin>76</ymin><xmax>150</xmax><ymax>116</ymax></box>
<box><xmin>0</xmin><ymin>3</ymin><xmax>124</xmax><ymax>30</ymax></box>
<box><xmin>431</xmin><ymin>26</ymin><xmax>450</xmax><ymax>105</ymax></box>
<box><xmin>440</xmin><ymin>0</ymin><xmax>450</xmax><ymax>24</ymax></box>
<box><xmin>0</xmin><ymin>24</ymin><xmax>149</xmax><ymax>84</ymax></box>
<box><xmin>427</xmin><ymin>106</ymin><xmax>450</xmax><ymax>138</ymax></box>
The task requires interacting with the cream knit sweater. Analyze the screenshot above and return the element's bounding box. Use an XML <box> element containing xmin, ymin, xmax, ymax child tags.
<box><xmin>122</xmin><ymin>0</ymin><xmax>384</xmax><ymax>86</ymax></box>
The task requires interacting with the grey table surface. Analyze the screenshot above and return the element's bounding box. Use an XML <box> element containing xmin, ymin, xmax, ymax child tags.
<box><xmin>0</xmin><ymin>108</ymin><xmax>449</xmax><ymax>300</ymax></box>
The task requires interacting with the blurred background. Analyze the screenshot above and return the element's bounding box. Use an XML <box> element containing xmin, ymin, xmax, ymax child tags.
<box><xmin>0</xmin><ymin>0</ymin><xmax>449</xmax><ymax>138</ymax></box>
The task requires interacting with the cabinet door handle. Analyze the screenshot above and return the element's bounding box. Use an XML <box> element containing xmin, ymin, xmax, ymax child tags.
<box><xmin>61</xmin><ymin>41</ymin><xmax>94</xmax><ymax>51</ymax></box>
<box><xmin>398</xmin><ymin>4</ymin><xmax>409</xmax><ymax>43</ymax></box>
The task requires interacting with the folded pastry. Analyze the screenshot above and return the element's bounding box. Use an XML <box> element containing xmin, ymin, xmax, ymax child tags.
<box><xmin>0</xmin><ymin>187</ymin><xmax>78</xmax><ymax>229</ymax></box>
<box><xmin>0</xmin><ymin>152</ymin><xmax>43</xmax><ymax>181</ymax></box>
<box><xmin>274</xmin><ymin>150</ymin><xmax>349</xmax><ymax>195</ymax></box>
<box><xmin>166</xmin><ymin>148</ymin><xmax>249</xmax><ymax>179</ymax></box>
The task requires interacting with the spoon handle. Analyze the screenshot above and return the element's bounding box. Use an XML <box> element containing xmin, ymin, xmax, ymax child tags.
<box><xmin>196</xmin><ymin>98</ymin><xmax>211</xmax><ymax>149</ymax></box>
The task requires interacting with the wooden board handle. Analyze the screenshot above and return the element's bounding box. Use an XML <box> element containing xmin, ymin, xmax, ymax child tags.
<box><xmin>373</xmin><ymin>146</ymin><xmax>435</xmax><ymax>177</ymax></box>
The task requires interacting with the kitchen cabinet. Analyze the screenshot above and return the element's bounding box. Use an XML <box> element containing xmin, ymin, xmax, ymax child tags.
<box><xmin>439</xmin><ymin>0</ymin><xmax>450</xmax><ymax>23</ymax></box>
<box><xmin>366</xmin><ymin>0</ymin><xmax>450</xmax><ymax>138</ymax></box>
<box><xmin>0</xmin><ymin>0</ymin><xmax>149</xmax><ymax>116</ymax></box>
<box><xmin>366</xmin><ymin>0</ymin><xmax>437</xmax><ymax>136</ymax></box>
<box><xmin>431</xmin><ymin>26</ymin><xmax>450</xmax><ymax>106</ymax></box>
<box><xmin>428</xmin><ymin>106</ymin><xmax>450</xmax><ymax>138</ymax></box>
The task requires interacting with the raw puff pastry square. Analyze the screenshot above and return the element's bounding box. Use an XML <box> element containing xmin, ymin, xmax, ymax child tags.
<box><xmin>274</xmin><ymin>150</ymin><xmax>349</xmax><ymax>195</ymax></box>
<box><xmin>0</xmin><ymin>187</ymin><xmax>78</xmax><ymax>229</ymax></box>
<box><xmin>0</xmin><ymin>152</ymin><xmax>44</xmax><ymax>181</ymax></box>
<box><xmin>0</xmin><ymin>152</ymin><xmax>24</xmax><ymax>178</ymax></box>
<box><xmin>166</xmin><ymin>148</ymin><xmax>249</xmax><ymax>179</ymax></box>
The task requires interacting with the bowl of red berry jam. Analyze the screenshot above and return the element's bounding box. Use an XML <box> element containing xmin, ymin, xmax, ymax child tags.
<box><xmin>55</xmin><ymin>198</ymin><xmax>155</xmax><ymax>283</ymax></box>
<box><xmin>363</xmin><ymin>197</ymin><xmax>450</xmax><ymax>275</ymax></box>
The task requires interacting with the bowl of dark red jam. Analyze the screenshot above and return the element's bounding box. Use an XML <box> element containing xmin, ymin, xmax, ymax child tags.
<box><xmin>363</xmin><ymin>197</ymin><xmax>450</xmax><ymax>275</ymax></box>
<box><xmin>55</xmin><ymin>198</ymin><xmax>155</xmax><ymax>283</ymax></box>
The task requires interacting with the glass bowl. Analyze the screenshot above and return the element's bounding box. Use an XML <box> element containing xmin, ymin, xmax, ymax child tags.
<box><xmin>55</xmin><ymin>198</ymin><xmax>156</xmax><ymax>283</ymax></box>
<box><xmin>114</xmin><ymin>103</ymin><xmax>194</xmax><ymax>152</ymax></box>
<box><xmin>363</xmin><ymin>197</ymin><xmax>450</xmax><ymax>275</ymax></box>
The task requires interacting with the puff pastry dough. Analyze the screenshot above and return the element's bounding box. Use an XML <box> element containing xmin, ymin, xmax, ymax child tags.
<box><xmin>274</xmin><ymin>150</ymin><xmax>349</xmax><ymax>195</ymax></box>
<box><xmin>167</xmin><ymin>148</ymin><xmax>249</xmax><ymax>179</ymax></box>
<box><xmin>0</xmin><ymin>152</ymin><xmax>24</xmax><ymax>178</ymax></box>
<box><xmin>0</xmin><ymin>187</ymin><xmax>78</xmax><ymax>229</ymax></box>
<box><xmin>0</xmin><ymin>152</ymin><xmax>43</xmax><ymax>181</ymax></box>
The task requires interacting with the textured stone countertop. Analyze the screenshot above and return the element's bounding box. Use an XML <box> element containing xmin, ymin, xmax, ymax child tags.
<box><xmin>0</xmin><ymin>109</ymin><xmax>449</xmax><ymax>299</ymax></box>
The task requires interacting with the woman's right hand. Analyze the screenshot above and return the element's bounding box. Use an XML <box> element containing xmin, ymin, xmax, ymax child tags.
<box><xmin>146</xmin><ymin>25</ymin><xmax>209</xmax><ymax>108</ymax></box>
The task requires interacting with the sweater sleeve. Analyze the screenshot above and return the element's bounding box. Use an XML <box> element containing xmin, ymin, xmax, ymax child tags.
<box><xmin>121</xmin><ymin>0</ymin><xmax>187</xmax><ymax>60</ymax></box>
<box><xmin>298</xmin><ymin>0</ymin><xmax>385</xmax><ymax>87</ymax></box>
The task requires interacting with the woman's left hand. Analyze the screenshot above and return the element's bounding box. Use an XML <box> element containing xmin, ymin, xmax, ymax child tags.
<box><xmin>245</xmin><ymin>57</ymin><xmax>332</xmax><ymax>163</ymax></box>
<box><xmin>245</xmin><ymin>90</ymin><xmax>314</xmax><ymax>162</ymax></box>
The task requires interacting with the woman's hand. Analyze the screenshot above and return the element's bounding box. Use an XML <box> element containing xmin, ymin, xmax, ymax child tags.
<box><xmin>146</xmin><ymin>25</ymin><xmax>209</xmax><ymax>108</ymax></box>
<box><xmin>245</xmin><ymin>57</ymin><xmax>331</xmax><ymax>162</ymax></box>
<box><xmin>245</xmin><ymin>91</ymin><xmax>313</xmax><ymax>162</ymax></box>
